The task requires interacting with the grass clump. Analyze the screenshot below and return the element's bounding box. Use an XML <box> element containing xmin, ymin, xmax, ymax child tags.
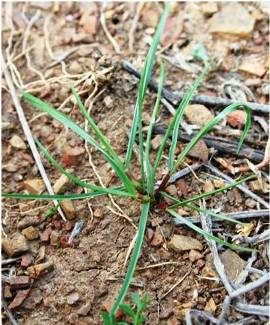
<box><xmin>3</xmin><ymin>3</ymin><xmax>256</xmax><ymax>324</ymax></box>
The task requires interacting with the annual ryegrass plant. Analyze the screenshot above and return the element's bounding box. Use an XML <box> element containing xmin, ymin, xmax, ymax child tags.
<box><xmin>3</xmin><ymin>4</ymin><xmax>256</xmax><ymax>324</ymax></box>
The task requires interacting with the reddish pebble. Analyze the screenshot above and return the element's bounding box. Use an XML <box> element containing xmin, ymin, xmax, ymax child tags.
<box><xmin>64</xmin><ymin>220</ymin><xmax>74</xmax><ymax>232</ymax></box>
<box><xmin>21</xmin><ymin>254</ymin><xmax>33</xmax><ymax>268</ymax></box>
<box><xmin>60</xmin><ymin>235</ymin><xmax>69</xmax><ymax>248</ymax></box>
<box><xmin>196</xmin><ymin>259</ymin><xmax>205</xmax><ymax>268</ymax></box>
<box><xmin>40</xmin><ymin>228</ymin><xmax>51</xmax><ymax>243</ymax></box>
<box><xmin>54</xmin><ymin>220</ymin><xmax>62</xmax><ymax>231</ymax></box>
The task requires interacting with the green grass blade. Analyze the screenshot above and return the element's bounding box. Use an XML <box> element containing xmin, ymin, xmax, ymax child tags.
<box><xmin>23</xmin><ymin>92</ymin><xmax>136</xmax><ymax>195</ymax></box>
<box><xmin>172</xmin><ymin>103</ymin><xmax>252</xmax><ymax>173</ymax></box>
<box><xmin>71</xmin><ymin>86</ymin><xmax>122</xmax><ymax>164</ymax></box>
<box><xmin>124</xmin><ymin>4</ymin><xmax>170</xmax><ymax>172</ymax></box>
<box><xmin>145</xmin><ymin>62</ymin><xmax>165</xmax><ymax>194</ymax></box>
<box><xmin>167</xmin><ymin>209</ymin><xmax>255</xmax><ymax>252</ymax></box>
<box><xmin>36</xmin><ymin>139</ymin><xmax>135</xmax><ymax>198</ymax></box>
<box><xmin>2</xmin><ymin>191</ymin><xmax>107</xmax><ymax>200</ymax></box>
<box><xmin>161</xmin><ymin>191</ymin><xmax>243</xmax><ymax>225</ymax></box>
<box><xmin>109</xmin><ymin>202</ymin><xmax>150</xmax><ymax>320</ymax></box>
<box><xmin>168</xmin><ymin>62</ymin><xmax>211</xmax><ymax>171</ymax></box>
<box><xmin>168</xmin><ymin>174</ymin><xmax>255</xmax><ymax>209</ymax></box>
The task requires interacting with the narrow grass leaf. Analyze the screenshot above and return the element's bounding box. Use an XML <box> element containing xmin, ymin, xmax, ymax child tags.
<box><xmin>23</xmin><ymin>92</ymin><xmax>136</xmax><ymax>195</ymax></box>
<box><xmin>36</xmin><ymin>139</ymin><xmax>135</xmax><ymax>198</ymax></box>
<box><xmin>145</xmin><ymin>62</ymin><xmax>165</xmax><ymax>194</ymax></box>
<box><xmin>110</xmin><ymin>202</ymin><xmax>150</xmax><ymax>319</ymax></box>
<box><xmin>124</xmin><ymin>4</ymin><xmax>170</xmax><ymax>172</ymax></box>
<box><xmin>2</xmin><ymin>191</ymin><xmax>108</xmax><ymax>200</ymax></box>
<box><xmin>168</xmin><ymin>62</ymin><xmax>211</xmax><ymax>171</ymax></box>
<box><xmin>167</xmin><ymin>209</ymin><xmax>255</xmax><ymax>252</ymax></box>
<box><xmin>71</xmin><ymin>86</ymin><xmax>122</xmax><ymax>164</ymax></box>
<box><xmin>168</xmin><ymin>174</ymin><xmax>255</xmax><ymax>209</ymax></box>
<box><xmin>173</xmin><ymin>103</ymin><xmax>252</xmax><ymax>173</ymax></box>
<box><xmin>161</xmin><ymin>191</ymin><xmax>244</xmax><ymax>225</ymax></box>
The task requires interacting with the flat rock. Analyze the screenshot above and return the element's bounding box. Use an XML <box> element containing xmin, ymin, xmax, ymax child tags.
<box><xmin>169</xmin><ymin>235</ymin><xmax>203</xmax><ymax>252</ymax></box>
<box><xmin>50</xmin><ymin>230</ymin><xmax>60</xmax><ymax>246</ymax></box>
<box><xmin>201</xmin><ymin>2</ymin><xmax>218</xmax><ymax>15</ymax></box>
<box><xmin>23</xmin><ymin>178</ymin><xmax>44</xmax><ymax>194</ymax></box>
<box><xmin>2</xmin><ymin>233</ymin><xmax>29</xmax><ymax>257</ymax></box>
<box><xmin>10</xmin><ymin>135</ymin><xmax>26</xmax><ymax>149</ymax></box>
<box><xmin>53</xmin><ymin>174</ymin><xmax>71</xmax><ymax>194</ymax></box>
<box><xmin>77</xmin><ymin>302</ymin><xmax>92</xmax><ymax>316</ymax></box>
<box><xmin>189</xmin><ymin>249</ymin><xmax>203</xmax><ymax>262</ymax></box>
<box><xmin>9</xmin><ymin>289</ymin><xmax>31</xmax><ymax>309</ymax></box>
<box><xmin>22</xmin><ymin>226</ymin><xmax>39</xmax><ymax>240</ymax></box>
<box><xmin>239</xmin><ymin>57</ymin><xmax>266</xmax><ymax>77</ymax></box>
<box><xmin>61</xmin><ymin>146</ymin><xmax>85</xmax><ymax>167</ymax></box>
<box><xmin>188</xmin><ymin>140</ymin><xmax>209</xmax><ymax>161</ymax></box>
<box><xmin>9</xmin><ymin>276</ymin><xmax>31</xmax><ymax>290</ymax></box>
<box><xmin>185</xmin><ymin>104</ymin><xmax>214</xmax><ymax>126</ymax></box>
<box><xmin>18</xmin><ymin>216</ymin><xmax>41</xmax><ymax>230</ymax></box>
<box><xmin>209</xmin><ymin>3</ymin><xmax>255</xmax><ymax>39</ymax></box>
<box><xmin>67</xmin><ymin>292</ymin><xmax>80</xmax><ymax>305</ymax></box>
<box><xmin>220</xmin><ymin>250</ymin><xmax>246</xmax><ymax>281</ymax></box>
<box><xmin>27</xmin><ymin>261</ymin><xmax>54</xmax><ymax>279</ymax></box>
<box><xmin>61</xmin><ymin>199</ymin><xmax>76</xmax><ymax>220</ymax></box>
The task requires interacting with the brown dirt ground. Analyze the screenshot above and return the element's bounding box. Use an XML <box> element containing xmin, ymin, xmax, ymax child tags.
<box><xmin>2</xmin><ymin>2</ymin><xmax>269</xmax><ymax>325</ymax></box>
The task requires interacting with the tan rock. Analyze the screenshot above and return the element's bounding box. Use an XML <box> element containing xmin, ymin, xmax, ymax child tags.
<box><xmin>239</xmin><ymin>57</ymin><xmax>266</xmax><ymax>77</ymax></box>
<box><xmin>213</xmin><ymin>179</ymin><xmax>225</xmax><ymax>189</ymax></box>
<box><xmin>189</xmin><ymin>249</ymin><xmax>203</xmax><ymax>262</ymax></box>
<box><xmin>185</xmin><ymin>104</ymin><xmax>214</xmax><ymax>126</ymax></box>
<box><xmin>201</xmin><ymin>2</ymin><xmax>218</xmax><ymax>15</ymax></box>
<box><xmin>10</xmin><ymin>135</ymin><xmax>26</xmax><ymax>149</ymax></box>
<box><xmin>205</xmin><ymin>297</ymin><xmax>216</xmax><ymax>313</ymax></box>
<box><xmin>27</xmin><ymin>261</ymin><xmax>54</xmax><ymax>279</ymax></box>
<box><xmin>53</xmin><ymin>174</ymin><xmax>71</xmax><ymax>194</ymax></box>
<box><xmin>80</xmin><ymin>14</ymin><xmax>97</xmax><ymax>35</ymax></box>
<box><xmin>220</xmin><ymin>250</ymin><xmax>246</xmax><ymax>281</ymax></box>
<box><xmin>22</xmin><ymin>226</ymin><xmax>39</xmax><ymax>241</ymax></box>
<box><xmin>2</xmin><ymin>233</ymin><xmax>29</xmax><ymax>257</ymax></box>
<box><xmin>209</xmin><ymin>3</ymin><xmax>255</xmax><ymax>39</ymax></box>
<box><xmin>151</xmin><ymin>229</ymin><xmax>164</xmax><ymax>247</ymax></box>
<box><xmin>204</xmin><ymin>180</ymin><xmax>214</xmax><ymax>193</ymax></box>
<box><xmin>94</xmin><ymin>208</ymin><xmax>103</xmax><ymax>218</ymax></box>
<box><xmin>23</xmin><ymin>178</ymin><xmax>44</xmax><ymax>194</ymax></box>
<box><xmin>169</xmin><ymin>235</ymin><xmax>203</xmax><ymax>252</ymax></box>
<box><xmin>50</xmin><ymin>231</ymin><xmax>60</xmax><ymax>246</ymax></box>
<box><xmin>151</xmin><ymin>135</ymin><xmax>163</xmax><ymax>150</ymax></box>
<box><xmin>61</xmin><ymin>199</ymin><xmax>76</xmax><ymax>220</ymax></box>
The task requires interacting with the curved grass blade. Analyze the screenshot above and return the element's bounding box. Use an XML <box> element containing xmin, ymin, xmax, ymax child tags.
<box><xmin>109</xmin><ymin>202</ymin><xmax>150</xmax><ymax>320</ymax></box>
<box><xmin>161</xmin><ymin>191</ymin><xmax>244</xmax><ymax>225</ymax></box>
<box><xmin>22</xmin><ymin>92</ymin><xmax>136</xmax><ymax>195</ymax></box>
<box><xmin>36</xmin><ymin>139</ymin><xmax>135</xmax><ymax>198</ymax></box>
<box><xmin>124</xmin><ymin>4</ymin><xmax>170</xmax><ymax>174</ymax></box>
<box><xmin>145</xmin><ymin>62</ymin><xmax>165</xmax><ymax>194</ymax></box>
<box><xmin>71</xmin><ymin>86</ymin><xmax>122</xmax><ymax>165</ymax></box>
<box><xmin>172</xmin><ymin>103</ymin><xmax>252</xmax><ymax>174</ymax></box>
<box><xmin>167</xmin><ymin>209</ymin><xmax>255</xmax><ymax>252</ymax></box>
<box><xmin>168</xmin><ymin>62</ymin><xmax>211</xmax><ymax>171</ymax></box>
<box><xmin>168</xmin><ymin>174</ymin><xmax>255</xmax><ymax>209</ymax></box>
